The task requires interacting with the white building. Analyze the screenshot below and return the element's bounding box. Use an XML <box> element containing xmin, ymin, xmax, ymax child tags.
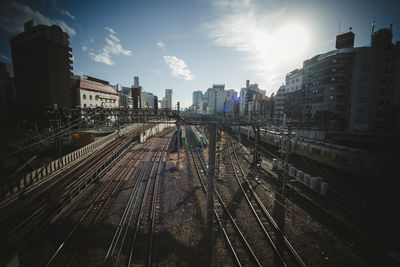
<box><xmin>205</xmin><ymin>84</ymin><xmax>231</xmax><ymax>114</ymax></box>
<box><xmin>285</xmin><ymin>69</ymin><xmax>303</xmax><ymax>93</ymax></box>
<box><xmin>76</xmin><ymin>78</ymin><xmax>119</xmax><ymax>108</ymax></box>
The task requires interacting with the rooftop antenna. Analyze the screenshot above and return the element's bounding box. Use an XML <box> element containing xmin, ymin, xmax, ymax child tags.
<box><xmin>349</xmin><ymin>26</ymin><xmax>352</xmax><ymax>32</ymax></box>
<box><xmin>338</xmin><ymin>18</ymin><xmax>341</xmax><ymax>34</ymax></box>
<box><xmin>371</xmin><ymin>20</ymin><xmax>376</xmax><ymax>44</ymax></box>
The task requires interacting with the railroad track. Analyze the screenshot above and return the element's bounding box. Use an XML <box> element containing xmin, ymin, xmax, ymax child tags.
<box><xmin>226</xmin><ymin>134</ymin><xmax>306</xmax><ymax>267</ymax></box>
<box><xmin>185</xmin><ymin>127</ymin><xmax>261</xmax><ymax>267</ymax></box>
<box><xmin>1</xmin><ymin>125</ymin><xmax>146</xmax><ymax>248</ymax></box>
<box><xmin>126</xmin><ymin>130</ymin><xmax>174</xmax><ymax>266</ymax></box>
<box><xmin>44</xmin><ymin>133</ymin><xmax>160</xmax><ymax>267</ymax></box>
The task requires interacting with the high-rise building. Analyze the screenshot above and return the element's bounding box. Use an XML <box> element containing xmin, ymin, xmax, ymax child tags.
<box><xmin>134</xmin><ymin>76</ymin><xmax>139</xmax><ymax>87</ymax></box>
<box><xmin>142</xmin><ymin>91</ymin><xmax>155</xmax><ymax>108</ymax></box>
<box><xmin>273</xmin><ymin>85</ymin><xmax>286</xmax><ymax>124</ymax></box>
<box><xmin>192</xmin><ymin>90</ymin><xmax>203</xmax><ymax>104</ymax></box>
<box><xmin>303</xmin><ymin>32</ymin><xmax>354</xmax><ymax>129</ymax></box>
<box><xmin>240</xmin><ymin>80</ymin><xmax>260</xmax><ymax>115</ymax></box>
<box><xmin>165</xmin><ymin>89</ymin><xmax>172</xmax><ymax>109</ymax></box>
<box><xmin>10</xmin><ymin>20</ymin><xmax>74</xmax><ymax>119</ymax></box>
<box><xmin>205</xmin><ymin>84</ymin><xmax>231</xmax><ymax>114</ymax></box>
<box><xmin>349</xmin><ymin>26</ymin><xmax>400</xmax><ymax>133</ymax></box>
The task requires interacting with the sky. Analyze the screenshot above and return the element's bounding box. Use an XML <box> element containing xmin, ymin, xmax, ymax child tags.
<box><xmin>1</xmin><ymin>0</ymin><xmax>400</xmax><ymax>108</ymax></box>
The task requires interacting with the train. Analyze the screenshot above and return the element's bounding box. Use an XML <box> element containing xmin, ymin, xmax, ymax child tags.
<box><xmin>187</xmin><ymin>126</ymin><xmax>208</xmax><ymax>147</ymax></box>
<box><xmin>235</xmin><ymin>126</ymin><xmax>382</xmax><ymax>177</ymax></box>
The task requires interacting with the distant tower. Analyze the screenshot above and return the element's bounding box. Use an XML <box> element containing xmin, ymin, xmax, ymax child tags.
<box><xmin>134</xmin><ymin>76</ymin><xmax>139</xmax><ymax>87</ymax></box>
<box><xmin>165</xmin><ymin>89</ymin><xmax>172</xmax><ymax>109</ymax></box>
<box><xmin>246</xmin><ymin>80</ymin><xmax>250</xmax><ymax>88</ymax></box>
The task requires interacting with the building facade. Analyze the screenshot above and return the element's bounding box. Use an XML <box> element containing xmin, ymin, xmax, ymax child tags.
<box><xmin>303</xmin><ymin>39</ymin><xmax>354</xmax><ymax>129</ymax></box>
<box><xmin>76</xmin><ymin>76</ymin><xmax>119</xmax><ymax>108</ymax></box>
<box><xmin>285</xmin><ymin>69</ymin><xmax>303</xmax><ymax>93</ymax></box>
<box><xmin>273</xmin><ymin>85</ymin><xmax>286</xmax><ymax>124</ymax></box>
<box><xmin>142</xmin><ymin>91</ymin><xmax>155</xmax><ymax>108</ymax></box>
<box><xmin>10</xmin><ymin>20</ymin><xmax>74</xmax><ymax>119</ymax></box>
<box><xmin>165</xmin><ymin>89</ymin><xmax>173</xmax><ymax>109</ymax></box>
<box><xmin>349</xmin><ymin>27</ymin><xmax>400</xmax><ymax>133</ymax></box>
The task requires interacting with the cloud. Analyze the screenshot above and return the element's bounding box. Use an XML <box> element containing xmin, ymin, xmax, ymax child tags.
<box><xmin>205</xmin><ymin>0</ymin><xmax>309</xmax><ymax>93</ymax></box>
<box><xmin>52</xmin><ymin>0</ymin><xmax>75</xmax><ymax>20</ymax></box>
<box><xmin>82</xmin><ymin>45</ymin><xmax>88</xmax><ymax>52</ymax></box>
<box><xmin>59</xmin><ymin>10</ymin><xmax>75</xmax><ymax>20</ymax></box>
<box><xmin>105</xmin><ymin>27</ymin><xmax>116</xmax><ymax>35</ymax></box>
<box><xmin>156</xmin><ymin>41</ymin><xmax>166</xmax><ymax>51</ymax></box>
<box><xmin>0</xmin><ymin>0</ymin><xmax>76</xmax><ymax>36</ymax></box>
<box><xmin>88</xmin><ymin>28</ymin><xmax>132</xmax><ymax>65</ymax></box>
<box><xmin>163</xmin><ymin>56</ymin><xmax>194</xmax><ymax>81</ymax></box>
<box><xmin>90</xmin><ymin>36</ymin><xmax>94</xmax><ymax>43</ymax></box>
<box><xmin>153</xmin><ymin>70</ymin><xmax>161</xmax><ymax>74</ymax></box>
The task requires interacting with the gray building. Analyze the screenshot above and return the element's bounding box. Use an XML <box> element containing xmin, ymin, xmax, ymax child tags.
<box><xmin>11</xmin><ymin>20</ymin><xmax>74</xmax><ymax>119</ymax></box>
<box><xmin>303</xmin><ymin>33</ymin><xmax>354</xmax><ymax>130</ymax></box>
<box><xmin>349</xmin><ymin>27</ymin><xmax>400</xmax><ymax>133</ymax></box>
<box><xmin>165</xmin><ymin>89</ymin><xmax>173</xmax><ymax>109</ymax></box>
<box><xmin>273</xmin><ymin>85</ymin><xmax>286</xmax><ymax>124</ymax></box>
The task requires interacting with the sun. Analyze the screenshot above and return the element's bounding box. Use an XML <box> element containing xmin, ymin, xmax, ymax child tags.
<box><xmin>273</xmin><ymin>23</ymin><xmax>309</xmax><ymax>61</ymax></box>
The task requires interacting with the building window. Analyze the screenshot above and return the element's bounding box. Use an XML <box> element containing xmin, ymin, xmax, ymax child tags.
<box><xmin>357</xmin><ymin>97</ymin><xmax>366</xmax><ymax>103</ymax></box>
<box><xmin>83</xmin><ymin>94</ymin><xmax>86</xmax><ymax>99</ymax></box>
<box><xmin>83</xmin><ymin>104</ymin><xmax>87</xmax><ymax>108</ymax></box>
<box><xmin>332</xmin><ymin>68</ymin><xmax>336</xmax><ymax>72</ymax></box>
<box><xmin>95</xmin><ymin>95</ymin><xmax>99</xmax><ymax>100</ymax></box>
<box><xmin>330</xmin><ymin>87</ymin><xmax>334</xmax><ymax>90</ymax></box>
<box><xmin>331</xmin><ymin>77</ymin><xmax>335</xmax><ymax>81</ymax></box>
<box><xmin>89</xmin><ymin>95</ymin><xmax>92</xmax><ymax>100</ymax></box>
<box><xmin>329</xmin><ymin>95</ymin><xmax>334</xmax><ymax>100</ymax></box>
<box><xmin>332</xmin><ymin>59</ymin><xmax>337</xmax><ymax>63</ymax></box>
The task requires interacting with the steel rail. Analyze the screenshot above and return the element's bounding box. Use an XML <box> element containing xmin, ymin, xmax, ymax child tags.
<box><xmin>228</xmin><ymin>135</ymin><xmax>306</xmax><ymax>267</ymax></box>
<box><xmin>44</xmin><ymin>136</ymin><xmax>155</xmax><ymax>267</ymax></box>
<box><xmin>186</xmin><ymin>128</ymin><xmax>262</xmax><ymax>266</ymax></box>
<box><xmin>127</xmin><ymin>132</ymin><xmax>173</xmax><ymax>266</ymax></box>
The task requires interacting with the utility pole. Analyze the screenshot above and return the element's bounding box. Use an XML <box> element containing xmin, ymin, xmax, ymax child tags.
<box><xmin>206</xmin><ymin>123</ymin><xmax>217</xmax><ymax>266</ymax></box>
<box><xmin>252</xmin><ymin>123</ymin><xmax>260</xmax><ymax>168</ymax></box>
<box><xmin>176</xmin><ymin>120</ymin><xmax>182</xmax><ymax>169</ymax></box>
<box><xmin>276</xmin><ymin>124</ymin><xmax>292</xmax><ymax>260</ymax></box>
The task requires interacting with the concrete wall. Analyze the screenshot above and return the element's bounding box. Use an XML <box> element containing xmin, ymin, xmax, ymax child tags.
<box><xmin>1</xmin><ymin>122</ymin><xmax>172</xmax><ymax>201</ymax></box>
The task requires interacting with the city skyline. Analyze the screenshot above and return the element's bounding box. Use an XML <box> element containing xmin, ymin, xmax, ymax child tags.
<box><xmin>1</xmin><ymin>0</ymin><xmax>400</xmax><ymax>108</ymax></box>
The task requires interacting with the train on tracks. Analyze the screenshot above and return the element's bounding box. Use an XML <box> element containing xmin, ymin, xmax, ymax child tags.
<box><xmin>235</xmin><ymin>126</ymin><xmax>383</xmax><ymax>177</ymax></box>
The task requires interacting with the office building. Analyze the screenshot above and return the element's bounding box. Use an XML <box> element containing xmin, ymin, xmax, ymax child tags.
<box><xmin>142</xmin><ymin>91</ymin><xmax>155</xmax><ymax>108</ymax></box>
<box><xmin>303</xmin><ymin>32</ymin><xmax>354</xmax><ymax>129</ymax></box>
<box><xmin>165</xmin><ymin>89</ymin><xmax>173</xmax><ymax>109</ymax></box>
<box><xmin>134</xmin><ymin>76</ymin><xmax>139</xmax><ymax>87</ymax></box>
<box><xmin>273</xmin><ymin>85</ymin><xmax>286</xmax><ymax>124</ymax></box>
<box><xmin>349</xmin><ymin>26</ymin><xmax>400</xmax><ymax>133</ymax></box>
<box><xmin>285</xmin><ymin>69</ymin><xmax>303</xmax><ymax>93</ymax></box>
<box><xmin>10</xmin><ymin>20</ymin><xmax>74</xmax><ymax>119</ymax></box>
